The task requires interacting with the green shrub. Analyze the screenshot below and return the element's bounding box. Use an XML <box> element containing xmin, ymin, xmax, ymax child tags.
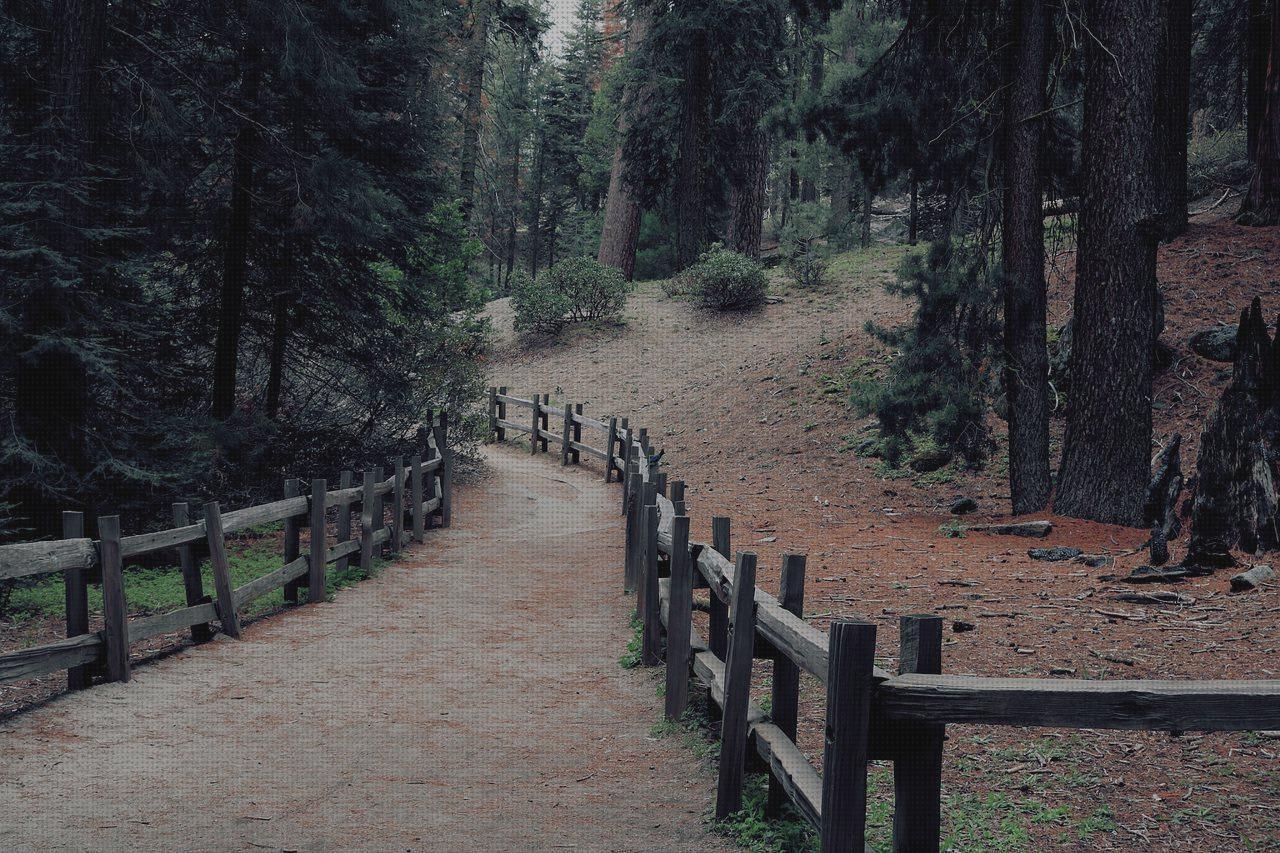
<box><xmin>511</xmin><ymin>256</ymin><xmax>629</xmax><ymax>335</ymax></box>
<box><xmin>781</xmin><ymin>202</ymin><xmax>831</xmax><ymax>289</ymax></box>
<box><xmin>851</xmin><ymin>240</ymin><xmax>997</xmax><ymax>467</ymax></box>
<box><xmin>684</xmin><ymin>246</ymin><xmax>768</xmax><ymax>310</ymax></box>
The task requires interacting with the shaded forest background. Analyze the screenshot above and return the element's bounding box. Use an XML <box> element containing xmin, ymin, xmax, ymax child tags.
<box><xmin>1</xmin><ymin>0</ymin><xmax>1277</xmax><ymax>552</ymax></box>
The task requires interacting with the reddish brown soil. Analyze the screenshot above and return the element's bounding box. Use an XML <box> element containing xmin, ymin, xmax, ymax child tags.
<box><xmin>487</xmin><ymin>210</ymin><xmax>1280</xmax><ymax>850</ymax></box>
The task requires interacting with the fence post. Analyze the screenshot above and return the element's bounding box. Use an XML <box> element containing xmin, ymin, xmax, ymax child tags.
<box><xmin>641</xmin><ymin>501</ymin><xmax>662</xmax><ymax>666</ymax></box>
<box><xmin>336</xmin><ymin>470</ymin><xmax>354</xmax><ymax>572</ymax></box>
<box><xmin>282</xmin><ymin>478</ymin><xmax>303</xmax><ymax>603</ymax></box>
<box><xmin>605</xmin><ymin>417</ymin><xmax>618</xmax><ymax>482</ymax></box>
<box><xmin>360</xmin><ymin>470</ymin><xmax>376</xmax><ymax>575</ymax></box>
<box><xmin>441</xmin><ymin>444</ymin><xmax>454</xmax><ymax>528</ymax></box>
<box><xmin>664</xmin><ymin>514</ymin><xmax>693</xmax><ymax>721</ymax></box>
<box><xmin>496</xmin><ymin>386</ymin><xmax>507</xmax><ymax>442</ymax></box>
<box><xmin>202</xmin><ymin>502</ymin><xmax>241</xmax><ymax>639</ymax></box>
<box><xmin>709</xmin><ymin>517</ymin><xmax>731</xmax><ymax>660</ymax></box>
<box><xmin>670</xmin><ymin>480</ymin><xmax>686</xmax><ymax>515</ymax></box>
<box><xmin>62</xmin><ymin>511</ymin><xmax>91</xmax><ymax>689</ymax></box>
<box><xmin>561</xmin><ymin>404</ymin><xmax>573</xmax><ymax>465</ymax></box>
<box><xmin>308</xmin><ymin>479</ymin><xmax>328</xmax><ymax>603</ymax></box>
<box><xmin>655</xmin><ymin>472</ymin><xmax>668</xmax><ymax>496</ymax></box>
<box><xmin>893</xmin><ymin>615</ymin><xmax>944</xmax><ymax>853</ymax></box>
<box><xmin>572</xmin><ymin>403</ymin><xmax>583</xmax><ymax>463</ymax></box>
<box><xmin>767</xmin><ymin>554</ymin><xmax>807</xmax><ymax>817</ymax></box>
<box><xmin>411</xmin><ymin>454</ymin><xmax>425</xmax><ymax>542</ymax></box>
<box><xmin>716</xmin><ymin>551</ymin><xmax>758</xmax><ymax>820</ymax></box>
<box><xmin>96</xmin><ymin>515</ymin><xmax>130</xmax><ymax>683</ymax></box>
<box><xmin>391</xmin><ymin>458</ymin><xmax>405</xmax><ymax>556</ymax></box>
<box><xmin>635</xmin><ymin>480</ymin><xmax>656</xmax><ymax>622</ymax></box>
<box><xmin>623</xmin><ymin>468</ymin><xmax>638</xmax><ymax>593</ymax></box>
<box><xmin>530</xmin><ymin>393</ymin><xmax>540</xmax><ymax>454</ymax></box>
<box><xmin>372</xmin><ymin>465</ymin><xmax>385</xmax><ymax>556</ymax></box>
<box><xmin>173</xmin><ymin>503</ymin><xmax>212</xmax><ymax>644</ymax></box>
<box><xmin>488</xmin><ymin>387</ymin><xmax>498</xmax><ymax>443</ymax></box>
<box><xmin>821</xmin><ymin>620</ymin><xmax>877</xmax><ymax>852</ymax></box>
<box><xmin>621</xmin><ymin>450</ymin><xmax>636</xmax><ymax>516</ymax></box>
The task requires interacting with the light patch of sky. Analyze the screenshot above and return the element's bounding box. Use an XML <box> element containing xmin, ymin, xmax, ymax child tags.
<box><xmin>542</xmin><ymin>0</ymin><xmax>581</xmax><ymax>56</ymax></box>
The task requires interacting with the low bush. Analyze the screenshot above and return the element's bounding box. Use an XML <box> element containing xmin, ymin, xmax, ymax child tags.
<box><xmin>684</xmin><ymin>246</ymin><xmax>768</xmax><ymax>310</ymax></box>
<box><xmin>511</xmin><ymin>257</ymin><xmax>629</xmax><ymax>335</ymax></box>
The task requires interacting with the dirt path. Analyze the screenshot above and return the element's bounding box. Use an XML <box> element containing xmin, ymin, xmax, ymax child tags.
<box><xmin>0</xmin><ymin>447</ymin><xmax>728</xmax><ymax>852</ymax></box>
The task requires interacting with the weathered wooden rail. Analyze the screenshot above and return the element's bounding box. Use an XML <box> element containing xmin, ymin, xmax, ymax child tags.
<box><xmin>488</xmin><ymin>388</ymin><xmax>1280</xmax><ymax>852</ymax></box>
<box><xmin>0</xmin><ymin>413</ymin><xmax>454</xmax><ymax>689</ymax></box>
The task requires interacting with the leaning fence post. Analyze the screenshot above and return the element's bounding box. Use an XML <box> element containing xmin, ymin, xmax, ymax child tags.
<box><xmin>360</xmin><ymin>470</ymin><xmax>376</xmax><ymax>575</ymax></box>
<box><xmin>709</xmin><ymin>517</ymin><xmax>731</xmax><ymax>660</ymax></box>
<box><xmin>391</xmin><ymin>458</ymin><xmax>405</xmax><ymax>556</ymax></box>
<box><xmin>173</xmin><ymin>503</ymin><xmax>211</xmax><ymax>644</ymax></box>
<box><xmin>893</xmin><ymin>615</ymin><xmax>944</xmax><ymax>853</ymax></box>
<box><xmin>821</xmin><ymin>620</ymin><xmax>877</xmax><ymax>852</ymax></box>
<box><xmin>335</xmin><ymin>471</ymin><xmax>354</xmax><ymax>573</ymax></box>
<box><xmin>202</xmin><ymin>502</ymin><xmax>241</xmax><ymax>639</ymax></box>
<box><xmin>97</xmin><ymin>515</ymin><xmax>131</xmax><ymax>683</ymax></box>
<box><xmin>411</xmin><ymin>454</ymin><xmax>425</xmax><ymax>542</ymax></box>
<box><xmin>62</xmin><ymin>511</ymin><xmax>91</xmax><ymax>689</ymax></box>
<box><xmin>604</xmin><ymin>417</ymin><xmax>618</xmax><ymax>482</ymax></box>
<box><xmin>308</xmin><ymin>479</ymin><xmax>328</xmax><ymax>602</ymax></box>
<box><xmin>561</xmin><ymin>404</ymin><xmax>573</xmax><ymax>465</ymax></box>
<box><xmin>670</xmin><ymin>480</ymin><xmax>686</xmax><ymax>515</ymax></box>
<box><xmin>282</xmin><ymin>478</ymin><xmax>303</xmax><ymax>603</ymax></box>
<box><xmin>488</xmin><ymin>387</ymin><xmax>498</xmax><ymax>443</ymax></box>
<box><xmin>640</xmin><ymin>499</ymin><xmax>662</xmax><ymax>666</ymax></box>
<box><xmin>716</xmin><ymin>551</ymin><xmax>758</xmax><ymax>820</ymax></box>
<box><xmin>664</xmin><ymin>514</ymin><xmax>693</xmax><ymax>720</ymax></box>
<box><xmin>767</xmin><ymin>553</ymin><xmax>807</xmax><ymax>817</ymax></box>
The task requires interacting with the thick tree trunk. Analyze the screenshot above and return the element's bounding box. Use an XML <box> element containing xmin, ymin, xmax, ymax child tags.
<box><xmin>860</xmin><ymin>183</ymin><xmax>872</xmax><ymax>248</ymax></box>
<box><xmin>457</xmin><ymin>0</ymin><xmax>490</xmax><ymax>221</ymax></box>
<box><xmin>727</xmin><ymin>116</ymin><xmax>769</xmax><ymax>257</ymax></box>
<box><xmin>1239</xmin><ymin>0</ymin><xmax>1280</xmax><ymax>226</ymax></box>
<box><xmin>505</xmin><ymin>144</ymin><xmax>519</xmax><ymax>287</ymax></box>
<box><xmin>675</xmin><ymin>30</ymin><xmax>711</xmax><ymax>269</ymax></box>
<box><xmin>211</xmin><ymin>61</ymin><xmax>260</xmax><ymax>421</ymax></box>
<box><xmin>597</xmin><ymin>11</ymin><xmax>650</xmax><ymax>280</ymax></box>
<box><xmin>799</xmin><ymin>42</ymin><xmax>823</xmax><ymax>204</ymax></box>
<box><xmin>1155</xmin><ymin>0</ymin><xmax>1191</xmax><ymax>238</ymax></box>
<box><xmin>1001</xmin><ymin>0</ymin><xmax>1052</xmax><ymax>515</ymax></box>
<box><xmin>1055</xmin><ymin>0</ymin><xmax>1162</xmax><ymax>526</ymax></box>
<box><xmin>1247</xmin><ymin>0</ymin><xmax>1272</xmax><ymax>162</ymax></box>
<box><xmin>14</xmin><ymin>0</ymin><xmax>105</xmax><ymax>533</ymax></box>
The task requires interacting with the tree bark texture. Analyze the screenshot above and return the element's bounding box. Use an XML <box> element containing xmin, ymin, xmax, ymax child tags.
<box><xmin>457</xmin><ymin>0</ymin><xmax>490</xmax><ymax>221</ymax></box>
<box><xmin>1240</xmin><ymin>0</ymin><xmax>1280</xmax><ymax>225</ymax></box>
<box><xmin>1001</xmin><ymin>0</ymin><xmax>1052</xmax><ymax>515</ymax></box>
<box><xmin>675</xmin><ymin>30</ymin><xmax>711</xmax><ymax>269</ymax></box>
<box><xmin>1155</xmin><ymin>0</ymin><xmax>1191</xmax><ymax>238</ymax></box>
<box><xmin>597</xmin><ymin>10</ymin><xmax>650</xmax><ymax>279</ymax></box>
<box><xmin>1055</xmin><ymin>0</ymin><xmax>1162</xmax><ymax>526</ymax></box>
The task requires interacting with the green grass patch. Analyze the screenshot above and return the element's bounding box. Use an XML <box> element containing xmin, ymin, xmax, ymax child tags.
<box><xmin>619</xmin><ymin>617</ymin><xmax>644</xmax><ymax>668</ymax></box>
<box><xmin>5</xmin><ymin>526</ymin><xmax>384</xmax><ymax>633</ymax></box>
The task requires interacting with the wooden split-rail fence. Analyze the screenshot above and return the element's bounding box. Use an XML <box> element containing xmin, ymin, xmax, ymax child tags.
<box><xmin>0</xmin><ymin>413</ymin><xmax>454</xmax><ymax>690</ymax></box>
<box><xmin>488</xmin><ymin>387</ymin><xmax>1280</xmax><ymax>852</ymax></box>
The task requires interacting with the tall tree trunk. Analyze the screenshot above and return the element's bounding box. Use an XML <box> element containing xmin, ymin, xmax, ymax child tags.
<box><xmin>675</xmin><ymin>30</ymin><xmax>711</xmax><ymax>269</ymax></box>
<box><xmin>1056</xmin><ymin>0</ymin><xmax>1162</xmax><ymax>526</ymax></box>
<box><xmin>14</xmin><ymin>0</ymin><xmax>105</xmax><ymax>533</ymax></box>
<box><xmin>860</xmin><ymin>183</ymin><xmax>872</xmax><ymax>248</ymax></box>
<box><xmin>597</xmin><ymin>10</ymin><xmax>650</xmax><ymax>280</ymax></box>
<box><xmin>505</xmin><ymin>144</ymin><xmax>520</xmax><ymax>287</ymax></box>
<box><xmin>1155</xmin><ymin>0</ymin><xmax>1191</xmax><ymax>238</ymax></box>
<box><xmin>799</xmin><ymin>41</ymin><xmax>823</xmax><ymax>203</ymax></box>
<box><xmin>727</xmin><ymin>115</ymin><xmax>769</xmax><ymax>257</ymax></box>
<box><xmin>211</xmin><ymin>55</ymin><xmax>260</xmax><ymax>421</ymax></box>
<box><xmin>264</xmin><ymin>290</ymin><xmax>288</xmax><ymax>420</ymax></box>
<box><xmin>1247</xmin><ymin>0</ymin><xmax>1272</xmax><ymax>161</ymax></box>
<box><xmin>1239</xmin><ymin>0</ymin><xmax>1280</xmax><ymax>225</ymax></box>
<box><xmin>457</xmin><ymin>0</ymin><xmax>490</xmax><ymax>221</ymax></box>
<box><xmin>528</xmin><ymin>129</ymin><xmax>545</xmax><ymax>278</ymax></box>
<box><xmin>1001</xmin><ymin>0</ymin><xmax>1052</xmax><ymax>515</ymax></box>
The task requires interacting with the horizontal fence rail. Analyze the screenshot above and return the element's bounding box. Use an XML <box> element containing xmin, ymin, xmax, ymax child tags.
<box><xmin>487</xmin><ymin>387</ymin><xmax>1280</xmax><ymax>852</ymax></box>
<box><xmin>0</xmin><ymin>412</ymin><xmax>455</xmax><ymax>691</ymax></box>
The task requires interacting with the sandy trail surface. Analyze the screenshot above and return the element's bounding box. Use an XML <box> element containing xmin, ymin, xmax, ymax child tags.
<box><xmin>0</xmin><ymin>446</ymin><xmax>727</xmax><ymax>852</ymax></box>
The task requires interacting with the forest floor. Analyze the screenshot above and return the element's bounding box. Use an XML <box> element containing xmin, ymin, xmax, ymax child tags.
<box><xmin>0</xmin><ymin>448</ymin><xmax>730</xmax><ymax>852</ymax></box>
<box><xmin>484</xmin><ymin>207</ymin><xmax>1280</xmax><ymax>851</ymax></box>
